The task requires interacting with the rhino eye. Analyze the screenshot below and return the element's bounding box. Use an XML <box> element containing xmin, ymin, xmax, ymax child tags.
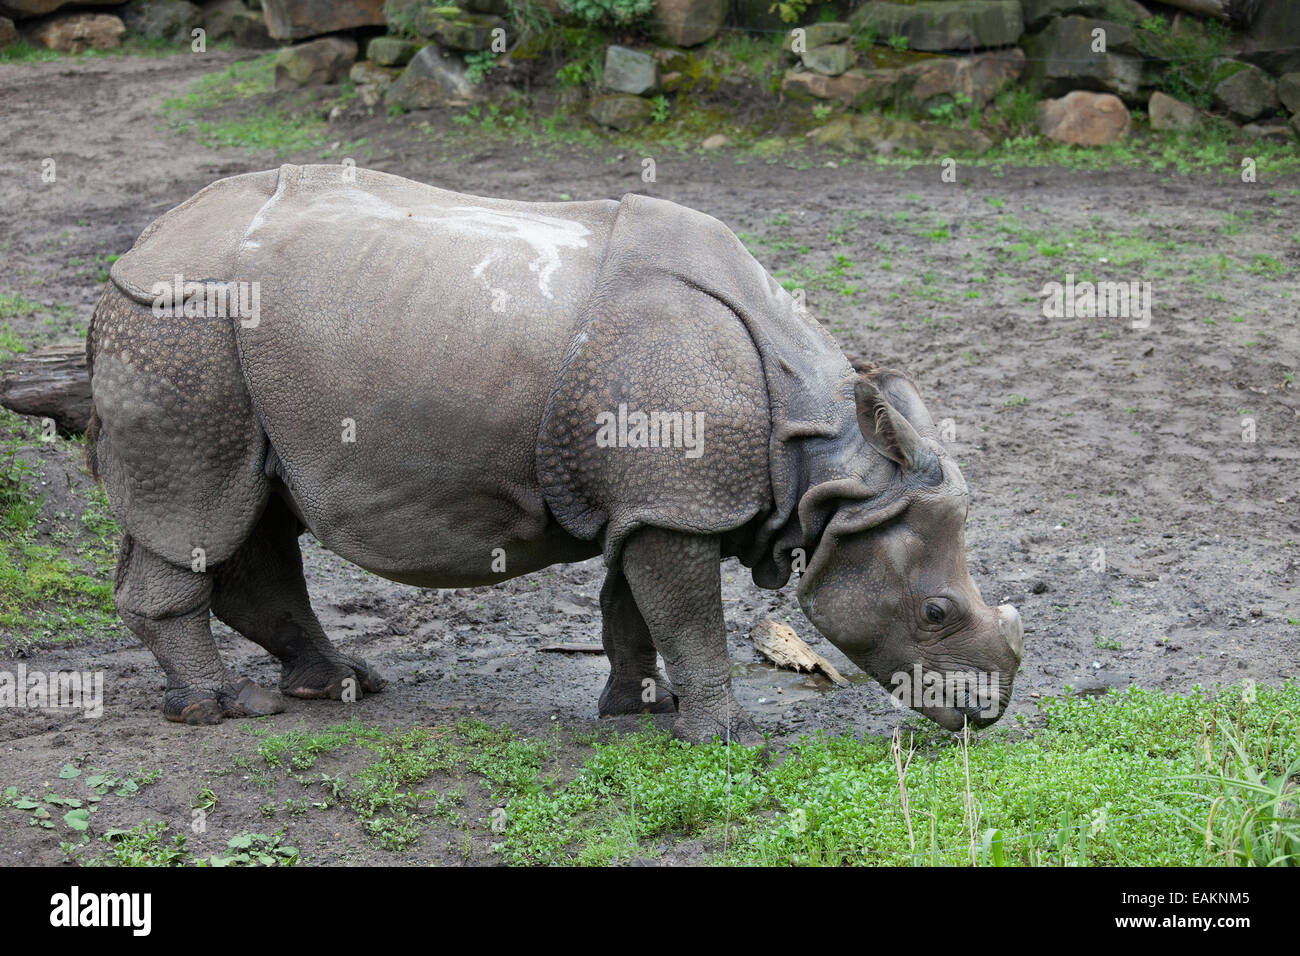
<box><xmin>925</xmin><ymin>602</ymin><xmax>946</xmax><ymax>624</ymax></box>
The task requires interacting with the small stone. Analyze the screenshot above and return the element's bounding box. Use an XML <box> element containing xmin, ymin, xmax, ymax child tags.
<box><xmin>1241</xmin><ymin>122</ymin><xmax>1294</xmax><ymax>142</ymax></box>
<box><xmin>588</xmin><ymin>94</ymin><xmax>654</xmax><ymax>131</ymax></box>
<box><xmin>414</xmin><ymin>6</ymin><xmax>504</xmax><ymax>52</ymax></box>
<box><xmin>367</xmin><ymin>35</ymin><xmax>420</xmax><ymax>67</ymax></box>
<box><xmin>781</xmin><ymin>21</ymin><xmax>850</xmax><ymax>51</ymax></box>
<box><xmin>701</xmin><ymin>133</ymin><xmax>729</xmax><ymax>149</ymax></box>
<box><xmin>602</xmin><ymin>45</ymin><xmax>659</xmax><ymax>95</ymax></box>
<box><xmin>801</xmin><ymin>43</ymin><xmax>852</xmax><ymax>77</ymax></box>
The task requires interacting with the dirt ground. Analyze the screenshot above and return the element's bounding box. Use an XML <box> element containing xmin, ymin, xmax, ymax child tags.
<box><xmin>0</xmin><ymin>52</ymin><xmax>1297</xmax><ymax>865</ymax></box>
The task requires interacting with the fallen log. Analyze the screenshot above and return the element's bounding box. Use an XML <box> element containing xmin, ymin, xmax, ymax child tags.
<box><xmin>0</xmin><ymin>342</ymin><xmax>92</xmax><ymax>436</ymax></box>
<box><xmin>750</xmin><ymin>619</ymin><xmax>849</xmax><ymax>686</ymax></box>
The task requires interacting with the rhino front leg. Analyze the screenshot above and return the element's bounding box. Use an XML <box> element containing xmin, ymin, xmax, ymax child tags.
<box><xmin>211</xmin><ymin>495</ymin><xmax>385</xmax><ymax>701</ymax></box>
<box><xmin>620</xmin><ymin>527</ymin><xmax>763</xmax><ymax>746</ymax></box>
<box><xmin>597</xmin><ymin>567</ymin><xmax>677</xmax><ymax>716</ymax></box>
<box><xmin>115</xmin><ymin>536</ymin><xmax>284</xmax><ymax>724</ymax></box>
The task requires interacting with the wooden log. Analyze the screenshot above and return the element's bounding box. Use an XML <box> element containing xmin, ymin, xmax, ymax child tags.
<box><xmin>750</xmin><ymin>619</ymin><xmax>849</xmax><ymax>686</ymax></box>
<box><xmin>0</xmin><ymin>342</ymin><xmax>92</xmax><ymax>436</ymax></box>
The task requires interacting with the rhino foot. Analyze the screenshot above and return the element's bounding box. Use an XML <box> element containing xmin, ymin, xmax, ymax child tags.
<box><xmin>671</xmin><ymin>703</ymin><xmax>765</xmax><ymax>748</ymax></box>
<box><xmin>164</xmin><ymin>678</ymin><xmax>285</xmax><ymax>724</ymax></box>
<box><xmin>280</xmin><ymin>654</ymin><xmax>386</xmax><ymax>700</ymax></box>
<box><xmin>598</xmin><ymin>675</ymin><xmax>678</xmax><ymax>717</ymax></box>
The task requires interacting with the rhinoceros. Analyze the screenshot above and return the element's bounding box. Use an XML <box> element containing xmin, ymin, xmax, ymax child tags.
<box><xmin>85</xmin><ymin>164</ymin><xmax>1023</xmax><ymax>743</ymax></box>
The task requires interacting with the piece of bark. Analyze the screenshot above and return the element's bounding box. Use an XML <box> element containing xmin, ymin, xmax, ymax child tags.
<box><xmin>750</xmin><ymin>619</ymin><xmax>849</xmax><ymax>686</ymax></box>
<box><xmin>0</xmin><ymin>342</ymin><xmax>91</xmax><ymax>436</ymax></box>
<box><xmin>538</xmin><ymin>642</ymin><xmax>605</xmax><ymax>653</ymax></box>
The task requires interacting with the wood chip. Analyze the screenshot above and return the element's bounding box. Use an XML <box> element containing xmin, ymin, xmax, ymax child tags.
<box><xmin>749</xmin><ymin>620</ymin><xmax>849</xmax><ymax>686</ymax></box>
<box><xmin>538</xmin><ymin>642</ymin><xmax>604</xmax><ymax>654</ymax></box>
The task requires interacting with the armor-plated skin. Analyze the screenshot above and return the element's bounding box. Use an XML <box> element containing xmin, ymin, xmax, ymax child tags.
<box><xmin>86</xmin><ymin>165</ymin><xmax>1023</xmax><ymax>740</ymax></box>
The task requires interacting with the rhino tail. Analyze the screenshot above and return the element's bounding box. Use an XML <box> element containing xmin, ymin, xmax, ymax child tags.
<box><xmin>84</xmin><ymin>288</ymin><xmax>104</xmax><ymax>481</ymax></box>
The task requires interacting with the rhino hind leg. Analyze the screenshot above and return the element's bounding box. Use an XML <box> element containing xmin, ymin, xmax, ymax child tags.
<box><xmin>211</xmin><ymin>494</ymin><xmax>386</xmax><ymax>700</ymax></box>
<box><xmin>114</xmin><ymin>535</ymin><xmax>284</xmax><ymax>723</ymax></box>
<box><xmin>620</xmin><ymin>528</ymin><xmax>763</xmax><ymax>747</ymax></box>
<box><xmin>597</xmin><ymin>567</ymin><xmax>676</xmax><ymax>717</ymax></box>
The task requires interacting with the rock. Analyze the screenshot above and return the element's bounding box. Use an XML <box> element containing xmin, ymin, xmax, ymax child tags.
<box><xmin>350</xmin><ymin>60</ymin><xmax>398</xmax><ymax>106</ymax></box>
<box><xmin>801</xmin><ymin>43</ymin><xmax>853</xmax><ymax>77</ymax></box>
<box><xmin>781</xmin><ymin>21</ymin><xmax>851</xmax><ymax>51</ymax></box>
<box><xmin>414</xmin><ymin>7</ymin><xmax>504</xmax><ymax>52</ymax></box>
<box><xmin>782</xmin><ymin>68</ymin><xmax>898</xmax><ymax>106</ymax></box>
<box><xmin>896</xmin><ymin>46</ymin><xmax>1024</xmax><ymax>110</ymax></box>
<box><xmin>808</xmin><ymin>112</ymin><xmax>993</xmax><ymax>154</ymax></box>
<box><xmin>603</xmin><ymin>44</ymin><xmax>659</xmax><ymax>95</ymax></box>
<box><xmin>850</xmin><ymin>1</ymin><xmax>1024</xmax><ymax>53</ymax></box>
<box><xmin>0</xmin><ymin>15</ymin><xmax>15</xmax><ymax>46</ymax></box>
<box><xmin>273</xmin><ymin>36</ymin><xmax>357</xmax><ymax>89</ymax></box>
<box><xmin>122</xmin><ymin>0</ymin><xmax>202</xmax><ymax>43</ymax></box>
<box><xmin>1278</xmin><ymin>74</ymin><xmax>1300</xmax><ymax>115</ymax></box>
<box><xmin>0</xmin><ymin>0</ymin><xmax>118</xmax><ymax>19</ymax></box>
<box><xmin>261</xmin><ymin>0</ymin><xmax>386</xmax><ymax>41</ymax></box>
<box><xmin>1147</xmin><ymin>90</ymin><xmax>1199</xmax><ymax>131</ymax></box>
<box><xmin>701</xmin><ymin>133</ymin><xmax>729</xmax><ymax>149</ymax></box>
<box><xmin>1021</xmin><ymin>0</ymin><xmax>1150</xmax><ymax>29</ymax></box>
<box><xmin>1037</xmin><ymin>89</ymin><xmax>1130</xmax><ymax>144</ymax></box>
<box><xmin>588</xmin><ymin>93</ymin><xmax>654</xmax><ymax>130</ymax></box>
<box><xmin>366</xmin><ymin>35</ymin><xmax>420</xmax><ymax>66</ymax></box>
<box><xmin>385</xmin><ymin>43</ymin><xmax>476</xmax><ymax>109</ymax></box>
<box><xmin>35</xmin><ymin>13</ymin><xmax>124</xmax><ymax>52</ymax></box>
<box><xmin>1241</xmin><ymin>0</ymin><xmax>1300</xmax><ymax>77</ymax></box>
<box><xmin>652</xmin><ymin>0</ymin><xmax>726</xmax><ymax>48</ymax></box>
<box><xmin>459</xmin><ymin>0</ymin><xmax>509</xmax><ymax>15</ymax></box>
<box><xmin>1211</xmin><ymin>60</ymin><xmax>1279</xmax><ymax>122</ymax></box>
<box><xmin>202</xmin><ymin>0</ymin><xmax>274</xmax><ymax>47</ymax></box>
<box><xmin>1240</xmin><ymin>122</ymin><xmax>1294</xmax><ymax>142</ymax></box>
<box><xmin>1022</xmin><ymin>16</ymin><xmax>1145</xmax><ymax>102</ymax></box>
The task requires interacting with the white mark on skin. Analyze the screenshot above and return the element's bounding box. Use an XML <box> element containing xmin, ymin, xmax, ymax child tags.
<box><xmin>448</xmin><ymin>206</ymin><xmax>589</xmax><ymax>299</ymax></box>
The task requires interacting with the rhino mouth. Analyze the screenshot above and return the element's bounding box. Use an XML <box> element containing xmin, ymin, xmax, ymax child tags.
<box><xmin>885</xmin><ymin>664</ymin><xmax>1012</xmax><ymax>730</ymax></box>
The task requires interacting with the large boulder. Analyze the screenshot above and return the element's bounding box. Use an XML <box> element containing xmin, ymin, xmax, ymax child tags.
<box><xmin>35</xmin><ymin>12</ymin><xmax>124</xmax><ymax>51</ymax></box>
<box><xmin>1037</xmin><ymin>89</ymin><xmax>1130</xmax><ymax>144</ymax></box>
<box><xmin>850</xmin><ymin>1</ymin><xmax>1024</xmax><ymax>52</ymax></box>
<box><xmin>366</xmin><ymin>34</ymin><xmax>420</xmax><ymax>66</ymax></box>
<box><xmin>603</xmin><ymin>45</ymin><xmax>659</xmax><ymax>95</ymax></box>
<box><xmin>0</xmin><ymin>15</ymin><xmax>15</xmax><ymax>44</ymax></box>
<box><xmin>261</xmin><ymin>0</ymin><xmax>386</xmax><ymax>41</ymax></box>
<box><xmin>588</xmin><ymin>93</ymin><xmax>654</xmax><ymax>130</ymax></box>
<box><xmin>414</xmin><ymin>7</ymin><xmax>503</xmax><ymax>52</ymax></box>
<box><xmin>1022</xmin><ymin>16</ymin><xmax>1145</xmax><ymax>102</ymax></box>
<box><xmin>895</xmin><ymin>46</ymin><xmax>1025</xmax><ymax>109</ymax></box>
<box><xmin>273</xmin><ymin>36</ymin><xmax>358</xmax><ymax>88</ymax></box>
<box><xmin>808</xmin><ymin>112</ymin><xmax>993</xmax><ymax>154</ymax></box>
<box><xmin>122</xmin><ymin>0</ymin><xmax>202</xmax><ymax>42</ymax></box>
<box><xmin>783</xmin><ymin>68</ymin><xmax>898</xmax><ymax>106</ymax></box>
<box><xmin>385</xmin><ymin>43</ymin><xmax>477</xmax><ymax>109</ymax></box>
<box><xmin>1240</xmin><ymin>0</ymin><xmax>1300</xmax><ymax>77</ymax></box>
<box><xmin>652</xmin><ymin>0</ymin><xmax>726</xmax><ymax>48</ymax></box>
<box><xmin>202</xmin><ymin>0</ymin><xmax>275</xmax><ymax>47</ymax></box>
<box><xmin>1147</xmin><ymin>90</ymin><xmax>1199</xmax><ymax>131</ymax></box>
<box><xmin>1211</xmin><ymin>60</ymin><xmax>1278</xmax><ymax>121</ymax></box>
<box><xmin>1020</xmin><ymin>0</ymin><xmax>1149</xmax><ymax>29</ymax></box>
<box><xmin>0</xmin><ymin>0</ymin><xmax>118</xmax><ymax>19</ymax></box>
<box><xmin>1278</xmin><ymin>73</ymin><xmax>1300</xmax><ymax>115</ymax></box>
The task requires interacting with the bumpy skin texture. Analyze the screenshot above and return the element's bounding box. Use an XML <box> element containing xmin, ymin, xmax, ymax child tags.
<box><xmin>88</xmin><ymin>164</ymin><xmax>1022</xmax><ymax>740</ymax></box>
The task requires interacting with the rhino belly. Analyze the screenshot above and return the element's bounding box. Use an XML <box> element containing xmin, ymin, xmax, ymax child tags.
<box><xmin>231</xmin><ymin>167</ymin><xmax>616</xmax><ymax>583</ymax></box>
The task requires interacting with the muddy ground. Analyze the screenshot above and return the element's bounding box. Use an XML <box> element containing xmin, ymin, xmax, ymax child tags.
<box><xmin>0</xmin><ymin>52</ymin><xmax>1297</xmax><ymax>865</ymax></box>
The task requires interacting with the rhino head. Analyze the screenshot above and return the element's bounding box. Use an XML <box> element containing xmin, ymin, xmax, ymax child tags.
<box><xmin>795</xmin><ymin>366</ymin><xmax>1023</xmax><ymax>731</ymax></box>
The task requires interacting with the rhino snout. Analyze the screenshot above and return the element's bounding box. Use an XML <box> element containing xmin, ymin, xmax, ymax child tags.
<box><xmin>997</xmin><ymin>604</ymin><xmax>1024</xmax><ymax>661</ymax></box>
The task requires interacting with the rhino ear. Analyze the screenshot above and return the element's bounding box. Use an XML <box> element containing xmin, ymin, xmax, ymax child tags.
<box><xmin>855</xmin><ymin>376</ymin><xmax>926</xmax><ymax>470</ymax></box>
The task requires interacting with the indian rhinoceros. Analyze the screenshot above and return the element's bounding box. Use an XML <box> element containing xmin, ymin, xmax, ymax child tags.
<box><xmin>85</xmin><ymin>164</ymin><xmax>1023</xmax><ymax>743</ymax></box>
